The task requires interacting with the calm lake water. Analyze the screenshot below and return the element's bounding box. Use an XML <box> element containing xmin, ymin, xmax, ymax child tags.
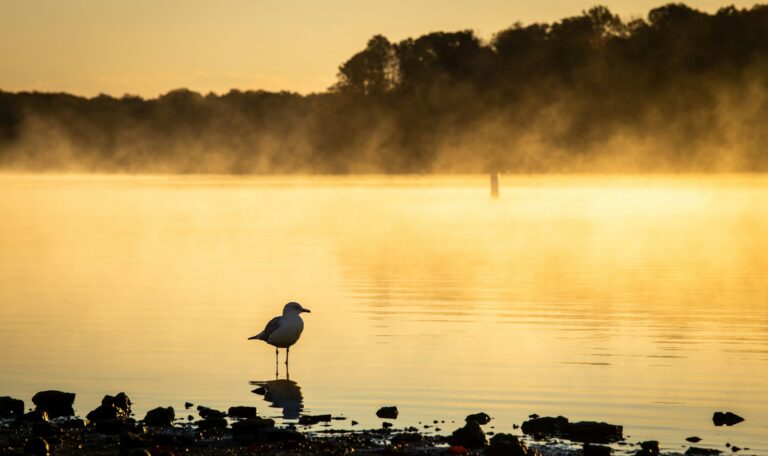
<box><xmin>1</xmin><ymin>174</ymin><xmax>767</xmax><ymax>453</ymax></box>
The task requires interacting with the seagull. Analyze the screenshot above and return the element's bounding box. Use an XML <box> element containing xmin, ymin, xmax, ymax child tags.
<box><xmin>249</xmin><ymin>302</ymin><xmax>311</xmax><ymax>366</ymax></box>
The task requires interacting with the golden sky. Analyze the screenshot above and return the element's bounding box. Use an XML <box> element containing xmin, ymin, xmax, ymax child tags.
<box><xmin>0</xmin><ymin>0</ymin><xmax>758</xmax><ymax>98</ymax></box>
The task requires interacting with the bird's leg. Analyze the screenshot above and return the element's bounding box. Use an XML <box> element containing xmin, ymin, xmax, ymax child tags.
<box><xmin>275</xmin><ymin>348</ymin><xmax>279</xmax><ymax>377</ymax></box>
<box><xmin>285</xmin><ymin>346</ymin><xmax>290</xmax><ymax>365</ymax></box>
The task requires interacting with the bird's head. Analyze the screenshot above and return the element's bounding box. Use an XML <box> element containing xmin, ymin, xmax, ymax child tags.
<box><xmin>283</xmin><ymin>301</ymin><xmax>311</xmax><ymax>316</ymax></box>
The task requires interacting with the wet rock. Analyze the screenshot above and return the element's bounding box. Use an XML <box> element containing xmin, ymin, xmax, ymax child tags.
<box><xmin>713</xmin><ymin>412</ymin><xmax>744</xmax><ymax>426</ymax></box>
<box><xmin>687</xmin><ymin>437</ymin><xmax>702</xmax><ymax>443</ymax></box>
<box><xmin>197</xmin><ymin>405</ymin><xmax>226</xmax><ymax>420</ymax></box>
<box><xmin>120</xmin><ymin>431</ymin><xmax>146</xmax><ymax>449</ymax></box>
<box><xmin>448</xmin><ymin>420</ymin><xmax>487</xmax><ymax>448</ymax></box>
<box><xmin>298</xmin><ymin>414</ymin><xmax>332</xmax><ymax>425</ymax></box>
<box><xmin>196</xmin><ymin>417</ymin><xmax>227</xmax><ymax>431</ymax></box>
<box><xmin>59</xmin><ymin>417</ymin><xmax>88</xmax><ymax>430</ymax></box>
<box><xmin>112</xmin><ymin>392</ymin><xmax>132</xmax><ymax>412</ymax></box>
<box><xmin>487</xmin><ymin>433</ymin><xmax>532</xmax><ymax>456</ymax></box>
<box><xmin>382</xmin><ymin>422</ymin><xmax>393</xmax><ymax>429</ymax></box>
<box><xmin>184</xmin><ymin>402</ymin><xmax>193</xmax><ymax>409</ymax></box>
<box><xmin>685</xmin><ymin>448</ymin><xmax>721</xmax><ymax>456</ymax></box>
<box><xmin>731</xmin><ymin>446</ymin><xmax>741</xmax><ymax>452</ymax></box>
<box><xmin>392</xmin><ymin>433</ymin><xmax>423</xmax><ymax>446</ymax></box>
<box><xmin>31</xmin><ymin>390</ymin><xmax>76</xmax><ymax>417</ymax></box>
<box><xmin>566</xmin><ymin>421</ymin><xmax>623</xmax><ymax>443</ymax></box>
<box><xmin>228</xmin><ymin>406</ymin><xmax>257</xmax><ymax>419</ymax></box>
<box><xmin>466</xmin><ymin>412</ymin><xmax>491</xmax><ymax>425</ymax></box>
<box><xmin>521</xmin><ymin>415</ymin><xmax>569</xmax><ymax>437</ymax></box>
<box><xmin>583</xmin><ymin>443</ymin><xmax>612</xmax><ymax>456</ymax></box>
<box><xmin>0</xmin><ymin>396</ymin><xmax>24</xmax><ymax>418</ymax></box>
<box><xmin>252</xmin><ymin>387</ymin><xmax>266</xmax><ymax>395</ymax></box>
<box><xmin>231</xmin><ymin>417</ymin><xmax>275</xmax><ymax>439</ymax></box>
<box><xmin>529</xmin><ymin>414</ymin><xmax>540</xmax><ymax>419</ymax></box>
<box><xmin>24</xmin><ymin>437</ymin><xmax>49</xmax><ymax>456</ymax></box>
<box><xmin>32</xmin><ymin>420</ymin><xmax>61</xmax><ymax>439</ymax></box>
<box><xmin>87</xmin><ymin>393</ymin><xmax>132</xmax><ymax>425</ymax></box>
<box><xmin>261</xmin><ymin>428</ymin><xmax>306</xmax><ymax>442</ymax></box>
<box><xmin>14</xmin><ymin>410</ymin><xmax>49</xmax><ymax>426</ymax></box>
<box><xmin>143</xmin><ymin>407</ymin><xmax>175</xmax><ymax>427</ymax></box>
<box><xmin>376</xmin><ymin>406</ymin><xmax>399</xmax><ymax>419</ymax></box>
<box><xmin>351</xmin><ymin>420</ymin><xmax>359</xmax><ymax>426</ymax></box>
<box><xmin>636</xmin><ymin>440</ymin><xmax>660</xmax><ymax>455</ymax></box>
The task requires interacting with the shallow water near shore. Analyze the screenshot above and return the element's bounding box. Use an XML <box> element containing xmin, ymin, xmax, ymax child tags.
<box><xmin>1</xmin><ymin>174</ymin><xmax>767</xmax><ymax>453</ymax></box>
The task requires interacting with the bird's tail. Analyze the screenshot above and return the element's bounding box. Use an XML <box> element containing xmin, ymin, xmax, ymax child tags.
<box><xmin>248</xmin><ymin>332</ymin><xmax>265</xmax><ymax>341</ymax></box>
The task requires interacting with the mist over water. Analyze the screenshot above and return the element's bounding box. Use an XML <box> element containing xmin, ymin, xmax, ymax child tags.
<box><xmin>1</xmin><ymin>4</ymin><xmax>768</xmax><ymax>174</ymax></box>
<box><xmin>0</xmin><ymin>174</ymin><xmax>766</xmax><ymax>453</ymax></box>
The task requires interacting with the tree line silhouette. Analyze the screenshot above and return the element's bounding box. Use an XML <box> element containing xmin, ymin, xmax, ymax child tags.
<box><xmin>1</xmin><ymin>3</ymin><xmax>767</xmax><ymax>173</ymax></box>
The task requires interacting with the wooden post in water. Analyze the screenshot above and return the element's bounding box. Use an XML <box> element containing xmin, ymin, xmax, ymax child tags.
<box><xmin>490</xmin><ymin>172</ymin><xmax>499</xmax><ymax>198</ymax></box>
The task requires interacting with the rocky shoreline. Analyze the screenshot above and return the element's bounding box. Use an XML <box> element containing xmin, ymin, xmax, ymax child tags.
<box><xmin>0</xmin><ymin>391</ymin><xmax>749</xmax><ymax>455</ymax></box>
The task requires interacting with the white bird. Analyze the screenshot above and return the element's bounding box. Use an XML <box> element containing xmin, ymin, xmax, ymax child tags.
<box><xmin>249</xmin><ymin>302</ymin><xmax>311</xmax><ymax>366</ymax></box>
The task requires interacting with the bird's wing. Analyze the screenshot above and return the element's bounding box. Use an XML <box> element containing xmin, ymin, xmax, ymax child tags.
<box><xmin>260</xmin><ymin>316</ymin><xmax>283</xmax><ymax>339</ymax></box>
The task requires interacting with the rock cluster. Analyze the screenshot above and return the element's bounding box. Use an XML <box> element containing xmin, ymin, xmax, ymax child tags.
<box><xmin>521</xmin><ymin>415</ymin><xmax>623</xmax><ymax>443</ymax></box>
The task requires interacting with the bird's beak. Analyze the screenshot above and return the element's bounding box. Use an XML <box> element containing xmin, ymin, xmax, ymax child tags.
<box><xmin>301</xmin><ymin>308</ymin><xmax>311</xmax><ymax>313</ymax></box>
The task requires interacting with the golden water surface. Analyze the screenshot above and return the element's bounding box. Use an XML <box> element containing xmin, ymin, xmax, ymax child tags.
<box><xmin>0</xmin><ymin>174</ymin><xmax>766</xmax><ymax>453</ymax></box>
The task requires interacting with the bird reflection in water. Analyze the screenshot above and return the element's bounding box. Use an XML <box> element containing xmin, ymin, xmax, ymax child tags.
<box><xmin>250</xmin><ymin>375</ymin><xmax>303</xmax><ymax>419</ymax></box>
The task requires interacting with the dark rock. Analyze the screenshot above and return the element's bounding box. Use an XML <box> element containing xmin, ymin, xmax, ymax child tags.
<box><xmin>87</xmin><ymin>394</ymin><xmax>131</xmax><ymax>423</ymax></box>
<box><xmin>731</xmin><ymin>446</ymin><xmax>741</xmax><ymax>452</ymax></box>
<box><xmin>31</xmin><ymin>390</ymin><xmax>75</xmax><ymax>417</ymax></box>
<box><xmin>521</xmin><ymin>415</ymin><xmax>569</xmax><ymax>437</ymax></box>
<box><xmin>448</xmin><ymin>420</ymin><xmax>487</xmax><ymax>448</ymax></box>
<box><xmin>228</xmin><ymin>406</ymin><xmax>257</xmax><ymax>419</ymax></box>
<box><xmin>32</xmin><ymin>421</ymin><xmax>60</xmax><ymax>438</ymax></box>
<box><xmin>0</xmin><ymin>396</ymin><xmax>24</xmax><ymax>418</ymax></box>
<box><xmin>120</xmin><ymin>431</ymin><xmax>145</xmax><ymax>449</ymax></box>
<box><xmin>58</xmin><ymin>417</ymin><xmax>88</xmax><ymax>430</ymax></box>
<box><xmin>261</xmin><ymin>428</ymin><xmax>306</xmax><ymax>442</ymax></box>
<box><xmin>231</xmin><ymin>417</ymin><xmax>275</xmax><ymax>439</ymax></box>
<box><xmin>687</xmin><ymin>437</ymin><xmax>702</xmax><ymax>443</ymax></box>
<box><xmin>584</xmin><ymin>443</ymin><xmax>612</xmax><ymax>456</ymax></box>
<box><xmin>685</xmin><ymin>448</ymin><xmax>721</xmax><ymax>456</ymax></box>
<box><xmin>566</xmin><ymin>421</ymin><xmax>623</xmax><ymax>443</ymax></box>
<box><xmin>298</xmin><ymin>414</ymin><xmax>332</xmax><ymax>425</ymax></box>
<box><xmin>376</xmin><ymin>406</ymin><xmax>399</xmax><ymax>419</ymax></box>
<box><xmin>351</xmin><ymin>420</ymin><xmax>358</xmax><ymax>426</ymax></box>
<box><xmin>333</xmin><ymin>416</ymin><xmax>347</xmax><ymax>420</ymax></box>
<box><xmin>382</xmin><ymin>422</ymin><xmax>393</xmax><ymax>429</ymax></box>
<box><xmin>466</xmin><ymin>412</ymin><xmax>491</xmax><ymax>425</ymax></box>
<box><xmin>143</xmin><ymin>407</ymin><xmax>175</xmax><ymax>427</ymax></box>
<box><xmin>392</xmin><ymin>433</ymin><xmax>423</xmax><ymax>445</ymax></box>
<box><xmin>196</xmin><ymin>418</ymin><xmax>227</xmax><ymax>431</ymax></box>
<box><xmin>197</xmin><ymin>405</ymin><xmax>226</xmax><ymax>420</ymax></box>
<box><xmin>184</xmin><ymin>402</ymin><xmax>193</xmax><ymax>409</ymax></box>
<box><xmin>24</xmin><ymin>437</ymin><xmax>49</xmax><ymax>456</ymax></box>
<box><xmin>713</xmin><ymin>412</ymin><xmax>744</xmax><ymax>426</ymax></box>
<box><xmin>487</xmin><ymin>433</ymin><xmax>531</xmax><ymax>456</ymax></box>
<box><xmin>639</xmin><ymin>440</ymin><xmax>660</xmax><ymax>454</ymax></box>
<box><xmin>14</xmin><ymin>410</ymin><xmax>49</xmax><ymax>425</ymax></box>
<box><xmin>152</xmin><ymin>433</ymin><xmax>179</xmax><ymax>447</ymax></box>
<box><xmin>252</xmin><ymin>387</ymin><xmax>266</xmax><ymax>395</ymax></box>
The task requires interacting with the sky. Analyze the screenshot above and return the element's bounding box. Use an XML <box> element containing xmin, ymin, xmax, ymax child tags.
<box><xmin>0</xmin><ymin>0</ymin><xmax>760</xmax><ymax>98</ymax></box>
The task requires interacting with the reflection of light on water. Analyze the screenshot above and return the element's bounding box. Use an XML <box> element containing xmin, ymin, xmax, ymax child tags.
<box><xmin>251</xmin><ymin>378</ymin><xmax>303</xmax><ymax>419</ymax></box>
<box><xmin>0</xmin><ymin>174</ymin><xmax>766</xmax><ymax>453</ymax></box>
